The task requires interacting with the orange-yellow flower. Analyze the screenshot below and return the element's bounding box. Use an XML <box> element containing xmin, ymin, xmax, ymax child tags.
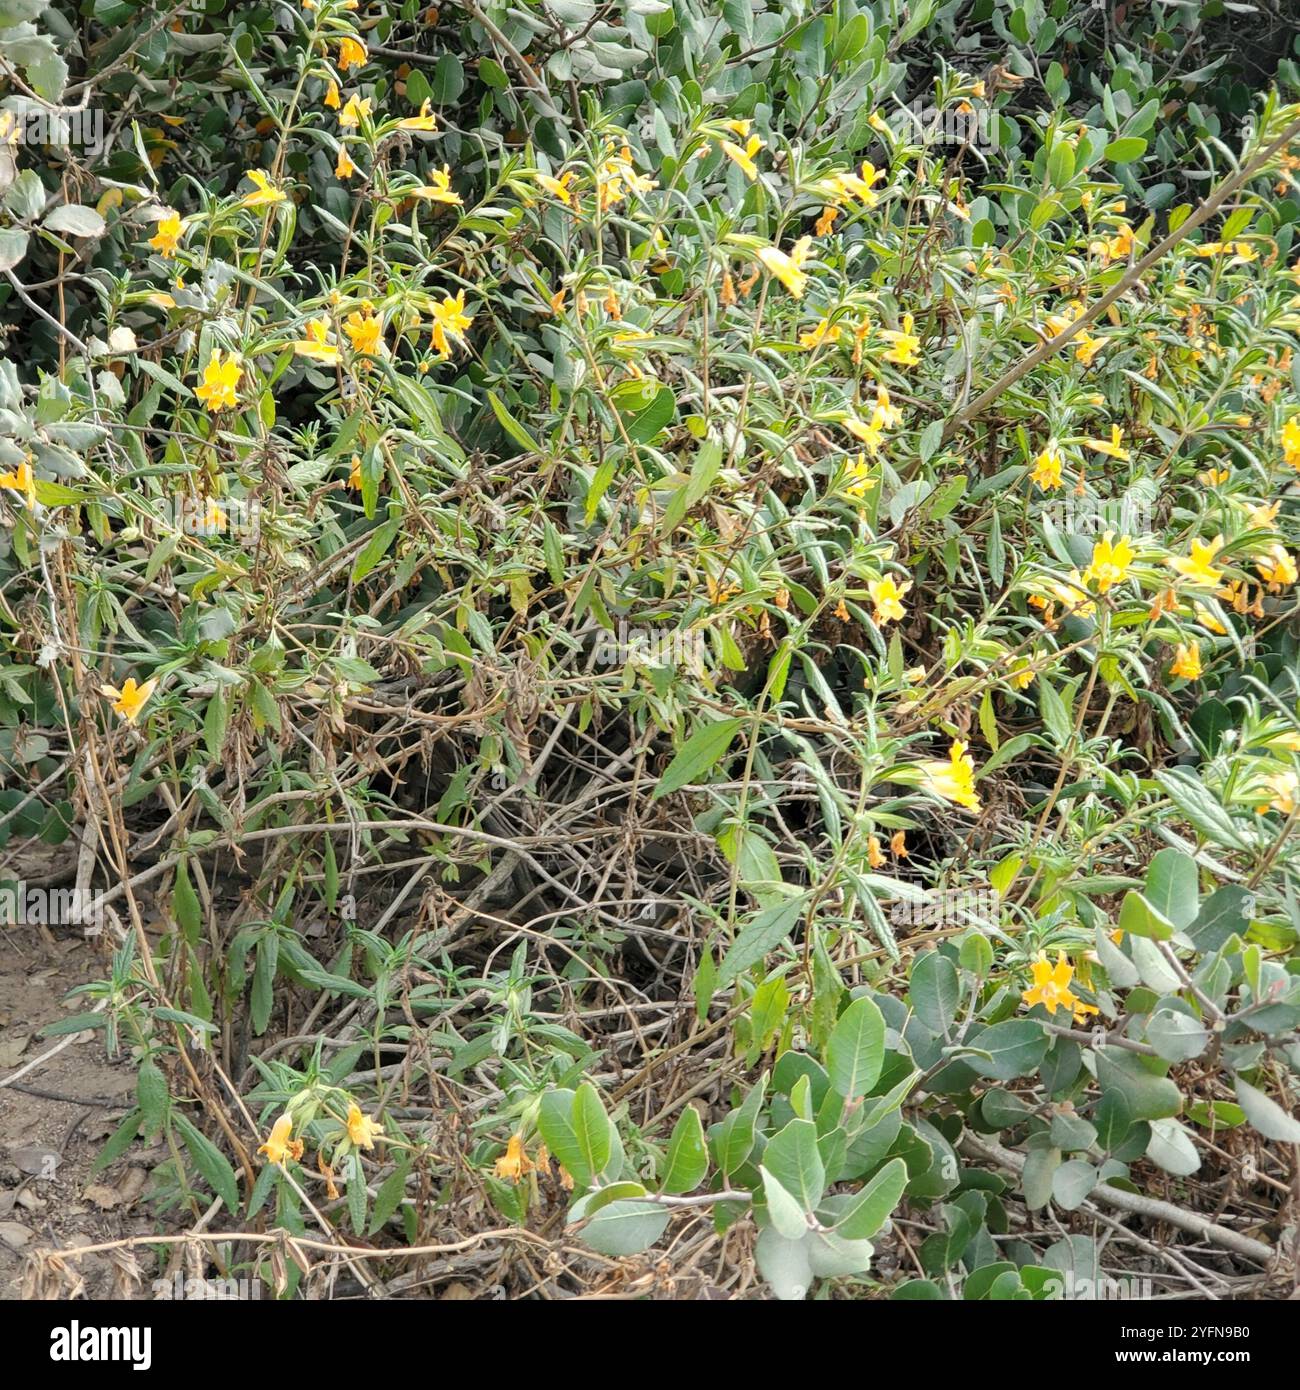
<box><xmin>1255</xmin><ymin>770</ymin><xmax>1299</xmax><ymax>815</ymax></box>
<box><xmin>494</xmin><ymin>1133</ymin><xmax>534</xmax><ymax>1183</ymax></box>
<box><xmin>335</xmin><ymin>146</ymin><xmax>357</xmax><ymax>179</ymax></box>
<box><xmin>0</xmin><ymin>459</ymin><xmax>37</xmax><ymax>509</ymax></box>
<box><xmin>721</xmin><ymin>132</ymin><xmax>764</xmax><ymax>180</ymax></box>
<box><xmin>344</xmin><ymin>304</ymin><xmax>382</xmax><ymax>357</ymax></box>
<box><xmin>1257</xmin><ymin>543</ymin><xmax>1298</xmax><ymax>592</ymax></box>
<box><xmin>1170</xmin><ymin>642</ymin><xmax>1202</xmax><ymax>681</ymax></box>
<box><xmin>294</xmin><ymin>317</ymin><xmax>340</xmax><ymax>364</ymax></box>
<box><xmin>1168</xmin><ymin>535</ymin><xmax>1223</xmax><ymax>588</ymax></box>
<box><xmin>324</xmin><ymin>79</ymin><xmax>341</xmax><ymax>110</ymax></box>
<box><xmin>1021</xmin><ymin>951</ymin><xmax>1097</xmax><ymax>1023</ymax></box>
<box><xmin>1084</xmin><ymin>425</ymin><xmax>1130</xmax><ymax>461</ymax></box>
<box><xmin>757</xmin><ymin>236</ymin><xmax>812</xmax><ymax>298</ymax></box>
<box><xmin>149</xmin><ymin>211</ymin><xmax>182</xmax><ymax>258</ymax></box>
<box><xmin>430</xmin><ymin>289</ymin><xmax>473</xmax><ymax>360</ymax></box>
<box><xmin>867</xmin><ymin>835</ymin><xmax>886</xmax><ymax>868</ymax></box>
<box><xmin>257</xmin><ymin>1114</ymin><xmax>304</xmax><ymax>1165</ymax></box>
<box><xmin>397</xmin><ymin>99</ymin><xmax>437</xmax><ymax>131</ymax></box>
<box><xmin>868</xmin><ymin>574</ymin><xmax>911</xmax><ymax>625</ymax></box>
<box><xmin>195</xmin><ymin>349</ymin><xmax>242</xmax><ymax>412</ymax></box>
<box><xmin>1282</xmin><ymin>417</ymin><xmax>1300</xmax><ymax>472</ymax></box>
<box><xmin>881</xmin><ymin>313</ymin><xmax>919</xmax><ymax>366</ymax></box>
<box><xmin>798</xmin><ymin>316</ymin><xmax>840</xmax><ymax>350</ymax></box>
<box><xmin>240</xmin><ymin>169</ymin><xmax>286</xmax><ymax>208</ymax></box>
<box><xmin>339</xmin><ymin>93</ymin><xmax>372</xmax><ymax>128</ymax></box>
<box><xmin>1083</xmin><ymin>531</ymin><xmax>1134</xmax><ymax>593</ymax></box>
<box><xmin>99</xmin><ymin>676</ymin><xmax>157</xmax><ymax>723</ymax></box>
<box><xmin>345</xmin><ymin>1102</ymin><xmax>381</xmax><ymax>1150</ymax></box>
<box><xmin>919</xmin><ymin>740</ymin><xmax>981</xmax><ymax>813</ymax></box>
<box><xmin>1030</xmin><ymin>443</ymin><xmax>1063</xmax><ymax>491</ymax></box>
<box><xmin>411</xmin><ymin>166</ymin><xmax>462</xmax><ymax>205</ymax></box>
<box><xmin>536</xmin><ymin>170</ymin><xmax>576</xmax><ymax>206</ymax></box>
<box><xmin>337</xmin><ymin>36</ymin><xmax>367</xmax><ymax>71</ymax></box>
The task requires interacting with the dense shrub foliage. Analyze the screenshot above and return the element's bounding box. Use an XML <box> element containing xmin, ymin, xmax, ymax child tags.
<box><xmin>3</xmin><ymin>0</ymin><xmax>1300</xmax><ymax>1300</ymax></box>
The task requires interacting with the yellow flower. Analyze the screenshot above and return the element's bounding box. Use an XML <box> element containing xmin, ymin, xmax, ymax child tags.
<box><xmin>827</xmin><ymin>161</ymin><xmax>883</xmax><ymax>205</ymax></box>
<box><xmin>919</xmin><ymin>740</ymin><xmax>981</xmax><ymax>813</ymax></box>
<box><xmin>1168</xmin><ymin>535</ymin><xmax>1223</xmax><ymax>588</ymax></box>
<box><xmin>536</xmin><ymin>171</ymin><xmax>576</xmax><ymax>205</ymax></box>
<box><xmin>1029</xmin><ymin>443</ymin><xmax>1063</xmax><ymax>491</ymax></box>
<box><xmin>397</xmin><ymin>99</ymin><xmax>437</xmax><ymax>131</ymax></box>
<box><xmin>1282</xmin><ymin>417</ymin><xmax>1300</xmax><ymax>471</ymax></box>
<box><xmin>1085</xmin><ymin>425</ymin><xmax>1130</xmax><ymax>461</ymax></box>
<box><xmin>345</xmin><ymin>1102</ymin><xmax>381</xmax><ymax>1150</ymax></box>
<box><xmin>798</xmin><ymin>316</ymin><xmax>840</xmax><ymax>350</ymax></box>
<box><xmin>412</xmin><ymin>166</ymin><xmax>462</xmax><ymax>205</ymax></box>
<box><xmin>0</xmin><ymin>459</ymin><xmax>37</xmax><ymax>509</ymax></box>
<box><xmin>335</xmin><ymin>145</ymin><xmax>357</xmax><ymax>179</ymax></box>
<box><xmin>430</xmin><ymin>289</ymin><xmax>474</xmax><ymax>360</ymax></box>
<box><xmin>348</xmin><ymin>454</ymin><xmax>363</xmax><ymax>490</ymax></box>
<box><xmin>867</xmin><ymin>835</ymin><xmax>886</xmax><ymax>869</ymax></box>
<box><xmin>868</xmin><ymin>574</ymin><xmax>911</xmax><ymax>625</ymax></box>
<box><xmin>1247</xmin><ymin>500</ymin><xmax>1281</xmax><ymax>530</ymax></box>
<box><xmin>1073</xmin><ymin>330</ymin><xmax>1104</xmax><ymax>366</ymax></box>
<box><xmin>1257</xmin><ymin>543</ymin><xmax>1298</xmax><ymax>591</ymax></box>
<box><xmin>241</xmin><ymin>169</ymin><xmax>286</xmax><ymax>208</ymax></box>
<box><xmin>1083</xmin><ymin>531</ymin><xmax>1134</xmax><ymax>593</ymax></box>
<box><xmin>757</xmin><ymin>236</ymin><xmax>812</xmax><ymax>297</ymax></box>
<box><xmin>872</xmin><ymin>384</ymin><xmax>902</xmax><ymax>429</ymax></box>
<box><xmin>1194</xmin><ymin>602</ymin><xmax>1227</xmax><ymax>635</ymax></box>
<box><xmin>596</xmin><ymin>144</ymin><xmax>657</xmax><ymax>210</ymax></box>
<box><xmin>337</xmin><ymin>36</ymin><xmax>367</xmax><ymax>71</ymax></box>
<box><xmin>100</xmin><ymin>676</ymin><xmax>157</xmax><ymax>724</ymax></box>
<box><xmin>842</xmin><ymin>454</ymin><xmax>876</xmax><ymax>498</ymax></box>
<box><xmin>721</xmin><ymin>133</ymin><xmax>764</xmax><ymax>180</ymax></box>
<box><xmin>1170</xmin><ymin>642</ymin><xmax>1202</xmax><ymax>681</ymax></box>
<box><xmin>149</xmin><ymin>212</ymin><xmax>182</xmax><ymax>258</ymax></box>
<box><xmin>881</xmin><ymin>313</ymin><xmax>920</xmax><ymax>367</ymax></box>
<box><xmin>890</xmin><ymin>830</ymin><xmax>908</xmax><ymax>858</ymax></box>
<box><xmin>339</xmin><ymin>94</ymin><xmax>372</xmax><ymax>128</ymax></box>
<box><xmin>324</xmin><ymin>79</ymin><xmax>341</xmax><ymax>110</ymax></box>
<box><xmin>257</xmin><ymin>1114</ymin><xmax>304</xmax><ymax>1166</ymax></box>
<box><xmin>814</xmin><ymin>204</ymin><xmax>839</xmax><ymax>236</ymax></box>
<box><xmin>1021</xmin><ymin>951</ymin><xmax>1097</xmax><ymax>1022</ymax></box>
<box><xmin>1256</xmin><ymin>770</ymin><xmax>1299</xmax><ymax>815</ymax></box>
<box><xmin>1198</xmin><ymin>467</ymin><xmax>1231</xmax><ymax>486</ymax></box>
<box><xmin>1009</xmin><ymin>657</ymin><xmax>1036</xmax><ymax>689</ymax></box>
<box><xmin>194</xmin><ymin>349</ymin><xmax>242</xmax><ymax>412</ymax></box>
<box><xmin>294</xmin><ymin>317</ymin><xmax>340</xmax><ymax>364</ymax></box>
<box><xmin>494</xmin><ymin>1133</ymin><xmax>534</xmax><ymax>1183</ymax></box>
<box><xmin>344</xmin><ymin>304</ymin><xmax>383</xmax><ymax>357</ymax></box>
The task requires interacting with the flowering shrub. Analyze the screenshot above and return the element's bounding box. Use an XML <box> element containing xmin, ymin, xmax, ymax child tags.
<box><xmin>3</xmin><ymin>0</ymin><xmax>1300</xmax><ymax>1301</ymax></box>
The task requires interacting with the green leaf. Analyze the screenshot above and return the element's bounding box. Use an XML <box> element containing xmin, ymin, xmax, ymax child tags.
<box><xmin>761</xmin><ymin>1167</ymin><xmax>809</xmax><ymax>1239</ymax></box>
<box><xmin>1117</xmin><ymin>890</ymin><xmax>1175</xmax><ymax>941</ymax></box>
<box><xmin>579</xmin><ymin>1199</ymin><xmax>669</xmax><ymax>1255</ymax></box>
<box><xmin>826</xmin><ymin>995</ymin><xmax>886</xmax><ymax>1099</ymax></box>
<box><xmin>572</xmin><ymin>1081</ymin><xmax>612</xmax><ymax>1178</ymax></box>
<box><xmin>1095</xmin><ymin>1050</ymin><xmax>1182</xmax><ymax>1121</ymax></box>
<box><xmin>43</xmin><ymin>204</ymin><xmax>106</xmax><ymax>238</ymax></box>
<box><xmin>610</xmin><ymin>378</ymin><xmax>675</xmax><ymax>443</ymax></box>
<box><xmin>833</xmin><ymin>1156</ymin><xmax>906</xmax><ymax>1240</ymax></box>
<box><xmin>963</xmin><ymin>1020</ymin><xmax>1049</xmax><ymax>1080</ymax></box>
<box><xmin>1105</xmin><ymin>136</ymin><xmax>1147</xmax><ymax>163</ymax></box>
<box><xmin>652</xmin><ymin>716</ymin><xmax>744</xmax><ymax>800</ymax></box>
<box><xmin>660</xmin><ymin>1107</ymin><xmax>708</xmax><ymax>1194</ymax></box>
<box><xmin>910</xmin><ymin>950</ymin><xmax>961</xmax><ymax>1035</ymax></box>
<box><xmin>1234</xmin><ymin>1075</ymin><xmax>1300</xmax><ymax>1142</ymax></box>
<box><xmin>1143</xmin><ymin>848</ymin><xmax>1199</xmax><ymax>929</ymax></box>
<box><xmin>717</xmin><ymin>894</ymin><xmax>806</xmax><ymax>984</ymax></box>
<box><xmin>763</xmin><ymin>1118</ymin><xmax>824</xmax><ymax>1211</ymax></box>
<box><xmin>136</xmin><ymin>1060</ymin><xmax>169</xmax><ymax>1136</ymax></box>
<box><xmin>538</xmin><ymin>1088</ymin><xmax>590</xmax><ymax>1190</ymax></box>
<box><xmin>172</xmin><ymin>1114</ymin><xmax>240</xmax><ymax>1214</ymax></box>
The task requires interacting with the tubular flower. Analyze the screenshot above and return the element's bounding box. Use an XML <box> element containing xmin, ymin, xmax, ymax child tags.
<box><xmin>880</xmin><ymin>313</ymin><xmax>920</xmax><ymax>366</ymax></box>
<box><xmin>536</xmin><ymin>170</ymin><xmax>576</xmax><ymax>206</ymax></box>
<box><xmin>842</xmin><ymin>454</ymin><xmax>876</xmax><ymax>498</ymax></box>
<box><xmin>412</xmin><ymin>167</ymin><xmax>462</xmax><ymax>205</ymax></box>
<box><xmin>919</xmin><ymin>740</ymin><xmax>981</xmax><ymax>813</ymax></box>
<box><xmin>494</xmin><ymin>1133</ymin><xmax>535</xmax><ymax>1183</ymax></box>
<box><xmin>1256</xmin><ymin>770</ymin><xmax>1299</xmax><ymax>815</ymax></box>
<box><xmin>258</xmin><ymin>1114</ymin><xmax>304</xmax><ymax>1166</ymax></box>
<box><xmin>100</xmin><ymin>676</ymin><xmax>157</xmax><ymax>723</ymax></box>
<box><xmin>324</xmin><ymin>79</ymin><xmax>341</xmax><ymax>110</ymax></box>
<box><xmin>397</xmin><ymin>99</ymin><xmax>436</xmax><ymax>131</ymax></box>
<box><xmin>814</xmin><ymin>205</ymin><xmax>839</xmax><ymax>236</ymax></box>
<box><xmin>241</xmin><ymin>169</ymin><xmax>286</xmax><ymax>208</ymax></box>
<box><xmin>195</xmin><ymin>349</ymin><xmax>242</xmax><ymax>412</ymax></box>
<box><xmin>596</xmin><ymin>144</ymin><xmax>657</xmax><ymax>210</ymax></box>
<box><xmin>430</xmin><ymin>289</ymin><xmax>474</xmax><ymax>360</ymax></box>
<box><xmin>339</xmin><ymin>94</ymin><xmax>372</xmax><ymax>128</ymax></box>
<box><xmin>1168</xmin><ymin>535</ymin><xmax>1223</xmax><ymax>588</ymax></box>
<box><xmin>867</xmin><ymin>835</ymin><xmax>886</xmax><ymax>868</ymax></box>
<box><xmin>1257</xmin><ymin>544</ymin><xmax>1298</xmax><ymax>591</ymax></box>
<box><xmin>335</xmin><ymin>146</ymin><xmax>357</xmax><ymax>179</ymax></box>
<box><xmin>868</xmin><ymin>574</ymin><xmax>911</xmax><ymax>625</ymax></box>
<box><xmin>337</xmin><ymin>36</ymin><xmax>367</xmax><ymax>71</ymax></box>
<box><xmin>149</xmin><ymin>212</ymin><xmax>183</xmax><ymax>258</ymax></box>
<box><xmin>757</xmin><ymin>236</ymin><xmax>812</xmax><ymax>298</ymax></box>
<box><xmin>827</xmin><ymin>161</ymin><xmax>883</xmax><ymax>205</ymax></box>
<box><xmin>1083</xmin><ymin>532</ymin><xmax>1135</xmax><ymax>593</ymax></box>
<box><xmin>890</xmin><ymin>831</ymin><xmax>908</xmax><ymax>858</ymax></box>
<box><xmin>1021</xmin><ymin>952</ymin><xmax>1097</xmax><ymax>1023</ymax></box>
<box><xmin>294</xmin><ymin>317</ymin><xmax>340</xmax><ymax>364</ymax></box>
<box><xmin>1170</xmin><ymin>642</ymin><xmax>1202</xmax><ymax>681</ymax></box>
<box><xmin>721</xmin><ymin>133</ymin><xmax>764</xmax><ymax>179</ymax></box>
<box><xmin>1282</xmin><ymin>417</ymin><xmax>1300</xmax><ymax>471</ymax></box>
<box><xmin>1084</xmin><ymin>425</ymin><xmax>1130</xmax><ymax>461</ymax></box>
<box><xmin>344</xmin><ymin>304</ymin><xmax>383</xmax><ymax>357</ymax></box>
<box><xmin>798</xmin><ymin>316</ymin><xmax>840</xmax><ymax>350</ymax></box>
<box><xmin>345</xmin><ymin>1102</ymin><xmax>381</xmax><ymax>1150</ymax></box>
<box><xmin>0</xmin><ymin>459</ymin><xmax>37</xmax><ymax>509</ymax></box>
<box><xmin>1030</xmin><ymin>443</ymin><xmax>1063</xmax><ymax>491</ymax></box>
